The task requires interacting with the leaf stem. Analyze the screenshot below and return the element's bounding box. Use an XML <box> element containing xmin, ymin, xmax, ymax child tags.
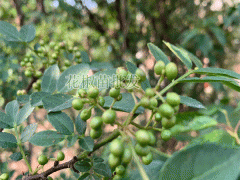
<box><xmin>149</xmin><ymin>147</ymin><xmax>171</xmax><ymax>158</ymax></box>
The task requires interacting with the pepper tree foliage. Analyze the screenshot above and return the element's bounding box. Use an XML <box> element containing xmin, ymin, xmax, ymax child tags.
<box><xmin>0</xmin><ymin>21</ymin><xmax>240</xmax><ymax>180</ymax></box>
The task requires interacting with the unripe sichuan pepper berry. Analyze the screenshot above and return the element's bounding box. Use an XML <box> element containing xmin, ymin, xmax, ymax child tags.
<box><xmin>25</xmin><ymin>70</ymin><xmax>32</xmax><ymax>77</ymax></box>
<box><xmin>166</xmin><ymin>92</ymin><xmax>181</xmax><ymax>107</ymax></box>
<box><xmin>109</xmin><ymin>88</ymin><xmax>120</xmax><ymax>98</ymax></box>
<box><xmin>121</xmin><ymin>147</ymin><xmax>132</xmax><ymax>165</ymax></box>
<box><xmin>161</xmin><ymin>130</ymin><xmax>172</xmax><ymax>141</ymax></box>
<box><xmin>78</xmin><ymin>89</ymin><xmax>87</xmax><ymax>98</ymax></box>
<box><xmin>154</xmin><ymin>61</ymin><xmax>165</xmax><ymax>75</ymax></box>
<box><xmin>161</xmin><ymin>116</ymin><xmax>176</xmax><ymax>129</ymax></box>
<box><xmin>115</xmin><ymin>165</ymin><xmax>125</xmax><ymax>175</ymax></box>
<box><xmin>135</xmin><ymin>68</ymin><xmax>146</xmax><ymax>82</ymax></box>
<box><xmin>102</xmin><ymin>109</ymin><xmax>116</xmax><ymax>124</ymax></box>
<box><xmin>87</xmin><ymin>86</ymin><xmax>99</xmax><ymax>98</ymax></box>
<box><xmin>135</xmin><ymin>143</ymin><xmax>150</xmax><ymax>156</ymax></box>
<box><xmin>108</xmin><ymin>154</ymin><xmax>121</xmax><ymax>169</ymax></box>
<box><xmin>0</xmin><ymin>173</ymin><xmax>9</xmax><ymax>180</ymax></box>
<box><xmin>38</xmin><ymin>155</ymin><xmax>48</xmax><ymax>165</ymax></box>
<box><xmin>155</xmin><ymin>112</ymin><xmax>162</xmax><ymax>122</ymax></box>
<box><xmin>142</xmin><ymin>152</ymin><xmax>153</xmax><ymax>165</ymax></box>
<box><xmin>116</xmin><ymin>67</ymin><xmax>128</xmax><ymax>80</ymax></box>
<box><xmin>98</xmin><ymin>96</ymin><xmax>105</xmax><ymax>106</ymax></box>
<box><xmin>90</xmin><ymin>116</ymin><xmax>103</xmax><ymax>129</ymax></box>
<box><xmin>140</xmin><ymin>97</ymin><xmax>150</xmax><ymax>108</ymax></box>
<box><xmin>80</xmin><ymin>109</ymin><xmax>91</xmax><ymax>121</ymax></box>
<box><xmin>158</xmin><ymin>103</ymin><xmax>174</xmax><ymax>118</ymax></box>
<box><xmin>150</xmin><ymin>97</ymin><xmax>158</xmax><ymax>107</ymax></box>
<box><xmin>135</xmin><ymin>129</ymin><xmax>151</xmax><ymax>147</ymax></box>
<box><xmin>165</xmin><ymin>62</ymin><xmax>178</xmax><ymax>81</ymax></box>
<box><xmin>90</xmin><ymin>128</ymin><xmax>102</xmax><ymax>139</ymax></box>
<box><xmin>72</xmin><ymin>99</ymin><xmax>84</xmax><ymax>110</ymax></box>
<box><xmin>56</xmin><ymin>151</ymin><xmax>65</xmax><ymax>161</ymax></box>
<box><xmin>148</xmin><ymin>131</ymin><xmax>156</xmax><ymax>146</ymax></box>
<box><xmin>110</xmin><ymin>139</ymin><xmax>124</xmax><ymax>156</ymax></box>
<box><xmin>145</xmin><ymin>88</ymin><xmax>155</xmax><ymax>97</ymax></box>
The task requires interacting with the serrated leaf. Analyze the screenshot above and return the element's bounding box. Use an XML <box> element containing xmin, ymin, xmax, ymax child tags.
<box><xmin>47</xmin><ymin>112</ymin><xmax>74</xmax><ymax>135</ymax></box>
<box><xmin>194</xmin><ymin>67</ymin><xmax>240</xmax><ymax>79</ymax></box>
<box><xmin>19</xmin><ymin>24</ymin><xmax>36</xmax><ymax>42</ymax></box>
<box><xmin>78</xmin><ymin>173</ymin><xmax>90</xmax><ymax>180</ymax></box>
<box><xmin>81</xmin><ymin>51</ymin><xmax>90</xmax><ymax>63</ymax></box>
<box><xmin>180</xmin><ymin>96</ymin><xmax>205</xmax><ymax>109</ymax></box>
<box><xmin>15</xmin><ymin>102</ymin><xmax>34</xmax><ymax>125</ymax></box>
<box><xmin>0</xmin><ymin>21</ymin><xmax>20</xmax><ymax>41</ymax></box>
<box><xmin>29</xmin><ymin>130</ymin><xmax>65</xmax><ymax>147</ymax></box>
<box><xmin>20</xmin><ymin>123</ymin><xmax>38</xmax><ymax>143</ymax></box>
<box><xmin>17</xmin><ymin>95</ymin><xmax>30</xmax><ymax>104</ymax></box>
<box><xmin>104</xmin><ymin>93</ymin><xmax>144</xmax><ymax>114</ymax></box>
<box><xmin>147</xmin><ymin>43</ymin><xmax>170</xmax><ymax>64</ymax></box>
<box><xmin>159</xmin><ymin>144</ymin><xmax>240</xmax><ymax>180</ymax></box>
<box><xmin>79</xmin><ymin>136</ymin><xmax>94</xmax><ymax>151</ymax></box>
<box><xmin>179</xmin><ymin>76</ymin><xmax>240</xmax><ymax>92</ymax></box>
<box><xmin>188</xmin><ymin>116</ymin><xmax>218</xmax><ymax>131</ymax></box>
<box><xmin>5</xmin><ymin>100</ymin><xmax>19</xmax><ymax>123</ymax></box>
<box><xmin>93</xmin><ymin>163</ymin><xmax>111</xmax><ymax>177</ymax></box>
<box><xmin>74</xmin><ymin>161</ymin><xmax>91</xmax><ymax>172</ymax></box>
<box><xmin>75</xmin><ymin>113</ymin><xmax>87</xmax><ymax>135</ymax></box>
<box><xmin>163</xmin><ymin>41</ymin><xmax>192</xmax><ymax>69</ymax></box>
<box><xmin>0</xmin><ymin>132</ymin><xmax>17</xmax><ymax>148</ymax></box>
<box><xmin>41</xmin><ymin>65</ymin><xmax>60</xmax><ymax>93</ymax></box>
<box><xmin>42</xmin><ymin>94</ymin><xmax>73</xmax><ymax>112</ymax></box>
<box><xmin>0</xmin><ymin>111</ymin><xmax>13</xmax><ymax>129</ymax></box>
<box><xmin>57</xmin><ymin>63</ymin><xmax>90</xmax><ymax>92</ymax></box>
<box><xmin>30</xmin><ymin>92</ymin><xmax>50</xmax><ymax>107</ymax></box>
<box><xmin>10</xmin><ymin>152</ymin><xmax>22</xmax><ymax>161</ymax></box>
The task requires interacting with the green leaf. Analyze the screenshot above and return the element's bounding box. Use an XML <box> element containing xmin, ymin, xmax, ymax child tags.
<box><xmin>147</xmin><ymin>43</ymin><xmax>170</xmax><ymax>65</ymax></box>
<box><xmin>141</xmin><ymin>78</ymin><xmax>151</xmax><ymax>91</ymax></box>
<box><xmin>57</xmin><ymin>63</ymin><xmax>90</xmax><ymax>92</ymax></box>
<box><xmin>0</xmin><ymin>111</ymin><xmax>13</xmax><ymax>129</ymax></box>
<box><xmin>126</xmin><ymin>61</ymin><xmax>137</xmax><ymax>74</ymax></box>
<box><xmin>194</xmin><ymin>67</ymin><xmax>240</xmax><ymax>79</ymax></box>
<box><xmin>5</xmin><ymin>100</ymin><xmax>19</xmax><ymax>123</ymax></box>
<box><xmin>17</xmin><ymin>95</ymin><xmax>30</xmax><ymax>104</ymax></box>
<box><xmin>42</xmin><ymin>94</ymin><xmax>73</xmax><ymax>112</ymax></box>
<box><xmin>79</xmin><ymin>136</ymin><xmax>94</xmax><ymax>151</ymax></box>
<box><xmin>67</xmin><ymin>134</ymin><xmax>78</xmax><ymax>147</ymax></box>
<box><xmin>75</xmin><ymin>113</ymin><xmax>87</xmax><ymax>135</ymax></box>
<box><xmin>16</xmin><ymin>102</ymin><xmax>34</xmax><ymax>125</ymax></box>
<box><xmin>210</xmin><ymin>26</ymin><xmax>226</xmax><ymax>46</ymax></box>
<box><xmin>78</xmin><ymin>173</ymin><xmax>90</xmax><ymax>180</ymax></box>
<box><xmin>30</xmin><ymin>92</ymin><xmax>50</xmax><ymax>107</ymax></box>
<box><xmin>180</xmin><ymin>96</ymin><xmax>205</xmax><ymax>109</ymax></box>
<box><xmin>29</xmin><ymin>130</ymin><xmax>65</xmax><ymax>147</ymax></box>
<box><xmin>159</xmin><ymin>143</ymin><xmax>240</xmax><ymax>180</ymax></box>
<box><xmin>19</xmin><ymin>24</ymin><xmax>36</xmax><ymax>42</ymax></box>
<box><xmin>104</xmin><ymin>93</ymin><xmax>144</xmax><ymax>114</ymax></box>
<box><xmin>93</xmin><ymin>163</ymin><xmax>111</xmax><ymax>177</ymax></box>
<box><xmin>188</xmin><ymin>116</ymin><xmax>218</xmax><ymax>131</ymax></box>
<box><xmin>163</xmin><ymin>41</ymin><xmax>192</xmax><ymax>69</ymax></box>
<box><xmin>20</xmin><ymin>123</ymin><xmax>38</xmax><ymax>143</ymax></box>
<box><xmin>181</xmin><ymin>29</ymin><xmax>200</xmax><ymax>45</ymax></box>
<box><xmin>90</xmin><ymin>61</ymin><xmax>113</xmax><ymax>71</ymax></box>
<box><xmin>178</xmin><ymin>48</ymin><xmax>203</xmax><ymax>68</ymax></box>
<box><xmin>10</xmin><ymin>152</ymin><xmax>23</xmax><ymax>161</ymax></box>
<box><xmin>47</xmin><ymin>112</ymin><xmax>74</xmax><ymax>135</ymax></box>
<box><xmin>0</xmin><ymin>132</ymin><xmax>17</xmax><ymax>148</ymax></box>
<box><xmin>74</xmin><ymin>161</ymin><xmax>91</xmax><ymax>172</ymax></box>
<box><xmin>81</xmin><ymin>51</ymin><xmax>90</xmax><ymax>63</ymax></box>
<box><xmin>179</xmin><ymin>76</ymin><xmax>240</xmax><ymax>92</ymax></box>
<box><xmin>41</xmin><ymin>65</ymin><xmax>60</xmax><ymax>93</ymax></box>
<box><xmin>0</xmin><ymin>21</ymin><xmax>20</xmax><ymax>41</ymax></box>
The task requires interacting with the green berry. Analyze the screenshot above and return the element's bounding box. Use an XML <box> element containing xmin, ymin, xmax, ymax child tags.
<box><xmin>115</xmin><ymin>165</ymin><xmax>125</xmax><ymax>175</ymax></box>
<box><xmin>90</xmin><ymin>116</ymin><xmax>103</xmax><ymax>129</ymax></box>
<box><xmin>109</xmin><ymin>88</ymin><xmax>120</xmax><ymax>98</ymax></box>
<box><xmin>25</xmin><ymin>70</ymin><xmax>32</xmax><ymax>77</ymax></box>
<box><xmin>72</xmin><ymin>99</ymin><xmax>84</xmax><ymax>110</ymax></box>
<box><xmin>161</xmin><ymin>130</ymin><xmax>172</xmax><ymax>141</ymax></box>
<box><xmin>75</xmin><ymin>52</ymin><xmax>81</xmax><ymax>58</ymax></box>
<box><xmin>26</xmin><ymin>62</ymin><xmax>32</xmax><ymax>67</ymax></box>
<box><xmin>145</xmin><ymin>88</ymin><xmax>155</xmax><ymax>97</ymax></box>
<box><xmin>140</xmin><ymin>97</ymin><xmax>150</xmax><ymax>108</ymax></box>
<box><xmin>154</xmin><ymin>61</ymin><xmax>165</xmax><ymax>75</ymax></box>
<box><xmin>78</xmin><ymin>89</ymin><xmax>87</xmax><ymax>98</ymax></box>
<box><xmin>39</xmin><ymin>40</ymin><xmax>45</xmax><ymax>46</ymax></box>
<box><xmin>20</xmin><ymin>61</ymin><xmax>26</xmax><ymax>66</ymax></box>
<box><xmin>24</xmin><ymin>57</ymin><xmax>29</xmax><ymax>62</ymax></box>
<box><xmin>116</xmin><ymin>67</ymin><xmax>128</xmax><ymax>80</ymax></box>
<box><xmin>122</xmin><ymin>147</ymin><xmax>132</xmax><ymax>165</ymax></box>
<box><xmin>110</xmin><ymin>139</ymin><xmax>124</xmax><ymax>157</ymax></box>
<box><xmin>32</xmin><ymin>82</ymin><xmax>39</xmax><ymax>90</ymax></box>
<box><xmin>142</xmin><ymin>152</ymin><xmax>153</xmax><ymax>165</ymax></box>
<box><xmin>166</xmin><ymin>92</ymin><xmax>180</xmax><ymax>107</ymax></box>
<box><xmin>0</xmin><ymin>173</ymin><xmax>9</xmax><ymax>180</ymax></box>
<box><xmin>158</xmin><ymin>103</ymin><xmax>174</xmax><ymax>118</ymax></box>
<box><xmin>35</xmin><ymin>71</ymin><xmax>42</xmax><ymax>78</ymax></box>
<box><xmin>174</xmin><ymin>105</ymin><xmax>180</xmax><ymax>112</ymax></box>
<box><xmin>17</xmin><ymin>90</ymin><xmax>22</xmax><ymax>96</ymax></box>
<box><xmin>161</xmin><ymin>116</ymin><xmax>176</xmax><ymax>129</ymax></box>
<box><xmin>165</xmin><ymin>62</ymin><xmax>178</xmax><ymax>81</ymax></box>
<box><xmin>113</xmin><ymin>80</ymin><xmax>123</xmax><ymax>89</ymax></box>
<box><xmin>64</xmin><ymin>60</ymin><xmax>71</xmax><ymax>67</ymax></box>
<box><xmin>57</xmin><ymin>151</ymin><xmax>65</xmax><ymax>161</ymax></box>
<box><xmin>116</xmin><ymin>94</ymin><xmax>122</xmax><ymax>101</ymax></box>
<box><xmin>73</xmin><ymin>46</ymin><xmax>79</xmax><ymax>51</ymax></box>
<box><xmin>102</xmin><ymin>109</ymin><xmax>116</xmax><ymax>124</ymax></box>
<box><xmin>47</xmin><ymin>177</ymin><xmax>53</xmax><ymax>180</ymax></box>
<box><xmin>135</xmin><ymin>130</ymin><xmax>151</xmax><ymax>147</ymax></box>
<box><xmin>49</xmin><ymin>42</ymin><xmax>56</xmax><ymax>48</ymax></box>
<box><xmin>80</xmin><ymin>109</ymin><xmax>91</xmax><ymax>121</ymax></box>
<box><xmin>49</xmin><ymin>59</ymin><xmax>56</xmax><ymax>65</ymax></box>
<box><xmin>54</xmin><ymin>45</ymin><xmax>60</xmax><ymax>51</ymax></box>
<box><xmin>59</xmin><ymin>42</ymin><xmax>66</xmax><ymax>49</ymax></box>
<box><xmin>29</xmin><ymin>57</ymin><xmax>34</xmax><ymax>63</ymax></box>
<box><xmin>98</xmin><ymin>96</ymin><xmax>105</xmax><ymax>106</ymax></box>
<box><xmin>38</xmin><ymin>155</ymin><xmax>48</xmax><ymax>165</ymax></box>
<box><xmin>150</xmin><ymin>97</ymin><xmax>158</xmax><ymax>107</ymax></box>
<box><xmin>148</xmin><ymin>131</ymin><xmax>156</xmax><ymax>146</ymax></box>
<box><xmin>135</xmin><ymin>68</ymin><xmax>146</xmax><ymax>82</ymax></box>
<box><xmin>90</xmin><ymin>128</ymin><xmax>102</xmax><ymax>139</ymax></box>
<box><xmin>52</xmin><ymin>53</ymin><xmax>58</xmax><ymax>59</ymax></box>
<box><xmin>135</xmin><ymin>143</ymin><xmax>150</xmax><ymax>156</ymax></box>
<box><xmin>155</xmin><ymin>112</ymin><xmax>162</xmax><ymax>122</ymax></box>
<box><xmin>87</xmin><ymin>86</ymin><xmax>99</xmax><ymax>98</ymax></box>
<box><xmin>113</xmin><ymin>175</ymin><xmax>122</xmax><ymax>180</ymax></box>
<box><xmin>108</xmin><ymin>153</ymin><xmax>121</xmax><ymax>169</ymax></box>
